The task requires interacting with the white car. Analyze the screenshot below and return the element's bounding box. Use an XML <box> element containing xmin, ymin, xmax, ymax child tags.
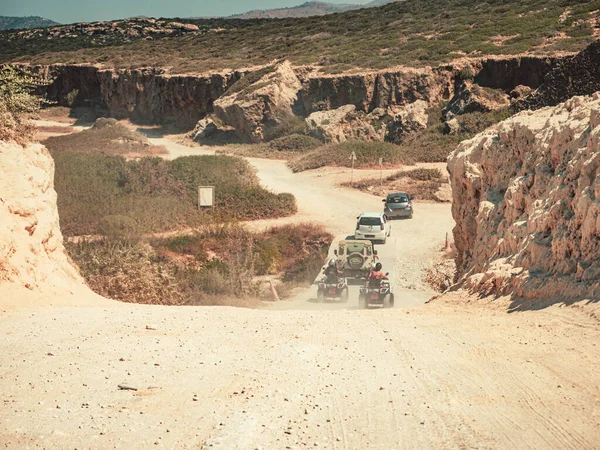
<box><xmin>355</xmin><ymin>212</ymin><xmax>391</xmax><ymax>244</ymax></box>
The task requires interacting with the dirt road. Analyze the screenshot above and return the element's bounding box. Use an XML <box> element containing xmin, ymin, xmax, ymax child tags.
<box><xmin>4</xmin><ymin>120</ymin><xmax>597</xmax><ymax>448</ymax></box>
<box><xmin>2</xmin><ymin>296</ymin><xmax>599</xmax><ymax>449</ymax></box>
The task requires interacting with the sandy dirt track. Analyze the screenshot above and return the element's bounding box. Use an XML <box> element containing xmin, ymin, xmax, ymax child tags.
<box><xmin>1</xmin><ymin>297</ymin><xmax>599</xmax><ymax>449</ymax></box>
<box><xmin>2</xmin><ymin>120</ymin><xmax>598</xmax><ymax>448</ymax></box>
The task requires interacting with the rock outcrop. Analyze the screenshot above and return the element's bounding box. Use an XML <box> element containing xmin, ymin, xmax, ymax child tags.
<box><xmin>443</xmin><ymin>82</ymin><xmax>510</xmax><ymax>118</ymax></box>
<box><xmin>0</xmin><ymin>141</ymin><xmax>109</xmax><ymax>306</ymax></box>
<box><xmin>515</xmin><ymin>40</ymin><xmax>600</xmax><ymax>111</ymax></box>
<box><xmin>385</xmin><ymin>100</ymin><xmax>429</xmax><ymax>143</ymax></box>
<box><xmin>213</xmin><ymin>61</ymin><xmax>303</xmax><ymax>143</ymax></box>
<box><xmin>448</xmin><ymin>94</ymin><xmax>600</xmax><ymax>301</ymax></box>
<box><xmin>305</xmin><ymin>100</ymin><xmax>428</xmax><ymax>144</ymax></box>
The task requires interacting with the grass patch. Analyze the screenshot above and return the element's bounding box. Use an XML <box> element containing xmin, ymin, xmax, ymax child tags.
<box><xmin>289</xmin><ymin>140</ymin><xmax>416</xmax><ymax>172</ymax></box>
<box><xmin>52</xmin><ymin>152</ymin><xmax>297</xmax><ymax>237</ymax></box>
<box><xmin>68</xmin><ymin>223</ymin><xmax>332</xmax><ymax>305</ymax></box>
<box><xmin>343</xmin><ymin>166</ymin><xmax>447</xmax><ymax>202</ymax></box>
<box><xmin>267</xmin><ymin>134</ymin><xmax>322</xmax><ymax>152</ymax></box>
<box><xmin>43</xmin><ymin>118</ymin><xmax>167</xmax><ymax>157</ymax></box>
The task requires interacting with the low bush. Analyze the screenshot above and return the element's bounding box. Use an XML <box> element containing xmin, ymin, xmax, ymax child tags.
<box><xmin>267</xmin><ymin>134</ymin><xmax>322</xmax><ymax>152</ymax></box>
<box><xmin>52</xmin><ymin>152</ymin><xmax>297</xmax><ymax>237</ymax></box>
<box><xmin>395</xmin><ymin>168</ymin><xmax>443</xmax><ymax>181</ymax></box>
<box><xmin>289</xmin><ymin>140</ymin><xmax>415</xmax><ymax>172</ymax></box>
<box><xmin>68</xmin><ymin>223</ymin><xmax>332</xmax><ymax>305</ymax></box>
<box><xmin>44</xmin><ymin>118</ymin><xmax>167</xmax><ymax>157</ymax></box>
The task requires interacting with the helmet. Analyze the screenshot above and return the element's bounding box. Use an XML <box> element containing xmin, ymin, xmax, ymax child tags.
<box><xmin>328</xmin><ymin>258</ymin><xmax>336</xmax><ymax>267</ymax></box>
<box><xmin>375</xmin><ymin>262</ymin><xmax>382</xmax><ymax>271</ymax></box>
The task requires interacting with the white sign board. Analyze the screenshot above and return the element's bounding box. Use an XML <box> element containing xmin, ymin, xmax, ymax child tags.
<box><xmin>378</xmin><ymin>157</ymin><xmax>383</xmax><ymax>165</ymax></box>
<box><xmin>198</xmin><ymin>186</ymin><xmax>214</xmax><ymax>208</ymax></box>
<box><xmin>350</xmin><ymin>151</ymin><xmax>357</xmax><ymax>161</ymax></box>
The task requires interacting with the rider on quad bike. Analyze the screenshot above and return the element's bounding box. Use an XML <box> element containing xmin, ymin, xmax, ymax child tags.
<box><xmin>324</xmin><ymin>258</ymin><xmax>343</xmax><ymax>284</ymax></box>
<box><xmin>367</xmin><ymin>262</ymin><xmax>388</xmax><ymax>288</ymax></box>
<box><xmin>317</xmin><ymin>259</ymin><xmax>349</xmax><ymax>303</ymax></box>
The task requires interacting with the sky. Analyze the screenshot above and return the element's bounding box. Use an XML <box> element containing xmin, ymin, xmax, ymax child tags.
<box><xmin>0</xmin><ymin>0</ymin><xmax>371</xmax><ymax>24</ymax></box>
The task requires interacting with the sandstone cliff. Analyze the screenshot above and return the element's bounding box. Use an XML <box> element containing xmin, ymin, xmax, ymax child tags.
<box><xmin>0</xmin><ymin>141</ymin><xmax>110</xmax><ymax>306</ymax></box>
<box><xmin>448</xmin><ymin>94</ymin><xmax>600</xmax><ymax>302</ymax></box>
<box><xmin>32</xmin><ymin>54</ymin><xmax>559</xmax><ymax>134</ymax></box>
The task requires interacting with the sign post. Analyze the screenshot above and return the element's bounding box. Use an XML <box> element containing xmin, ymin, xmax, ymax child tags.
<box><xmin>379</xmin><ymin>157</ymin><xmax>383</xmax><ymax>191</ymax></box>
<box><xmin>198</xmin><ymin>186</ymin><xmax>215</xmax><ymax>209</ymax></box>
<box><xmin>350</xmin><ymin>151</ymin><xmax>357</xmax><ymax>186</ymax></box>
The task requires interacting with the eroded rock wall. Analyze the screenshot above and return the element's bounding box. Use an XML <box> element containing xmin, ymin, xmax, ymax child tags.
<box><xmin>515</xmin><ymin>40</ymin><xmax>600</xmax><ymax>111</ymax></box>
<box><xmin>31</xmin><ymin>54</ymin><xmax>561</xmax><ymax>132</ymax></box>
<box><xmin>39</xmin><ymin>64</ymin><xmax>241</xmax><ymax>128</ymax></box>
<box><xmin>0</xmin><ymin>141</ymin><xmax>107</xmax><ymax>305</ymax></box>
<box><xmin>448</xmin><ymin>94</ymin><xmax>600</xmax><ymax>301</ymax></box>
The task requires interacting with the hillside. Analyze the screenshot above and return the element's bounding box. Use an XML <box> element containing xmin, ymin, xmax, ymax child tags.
<box><xmin>230</xmin><ymin>1</ymin><xmax>362</xmax><ymax>19</ymax></box>
<box><xmin>0</xmin><ymin>15</ymin><xmax>58</xmax><ymax>30</ymax></box>
<box><xmin>230</xmin><ymin>0</ymin><xmax>399</xmax><ymax>19</ymax></box>
<box><xmin>3</xmin><ymin>0</ymin><xmax>598</xmax><ymax>74</ymax></box>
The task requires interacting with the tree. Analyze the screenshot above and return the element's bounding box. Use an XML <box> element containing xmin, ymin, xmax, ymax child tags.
<box><xmin>0</xmin><ymin>65</ymin><xmax>50</xmax><ymax>144</ymax></box>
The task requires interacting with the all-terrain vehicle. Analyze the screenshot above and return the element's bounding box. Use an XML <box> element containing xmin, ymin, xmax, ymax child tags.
<box><xmin>358</xmin><ymin>274</ymin><xmax>394</xmax><ymax>308</ymax></box>
<box><xmin>334</xmin><ymin>239</ymin><xmax>379</xmax><ymax>279</ymax></box>
<box><xmin>316</xmin><ymin>274</ymin><xmax>349</xmax><ymax>303</ymax></box>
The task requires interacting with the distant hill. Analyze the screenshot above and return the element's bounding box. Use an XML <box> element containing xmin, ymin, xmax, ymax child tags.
<box><xmin>230</xmin><ymin>0</ymin><xmax>399</xmax><ymax>19</ymax></box>
<box><xmin>0</xmin><ymin>16</ymin><xmax>59</xmax><ymax>30</ymax></box>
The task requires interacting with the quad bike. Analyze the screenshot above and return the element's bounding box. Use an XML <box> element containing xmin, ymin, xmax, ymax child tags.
<box><xmin>358</xmin><ymin>274</ymin><xmax>394</xmax><ymax>309</ymax></box>
<box><xmin>317</xmin><ymin>275</ymin><xmax>349</xmax><ymax>303</ymax></box>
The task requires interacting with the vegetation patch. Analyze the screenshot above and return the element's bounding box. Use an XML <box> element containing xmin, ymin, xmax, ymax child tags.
<box><xmin>43</xmin><ymin>118</ymin><xmax>167</xmax><ymax>157</ymax></box>
<box><xmin>342</xmin><ymin>167</ymin><xmax>447</xmax><ymax>202</ymax></box>
<box><xmin>52</xmin><ymin>152</ymin><xmax>297</xmax><ymax>237</ymax></box>
<box><xmin>288</xmin><ymin>140</ymin><xmax>416</xmax><ymax>173</ymax></box>
<box><xmin>4</xmin><ymin>0</ymin><xmax>597</xmax><ymax>73</ymax></box>
<box><xmin>68</xmin><ymin>223</ymin><xmax>332</xmax><ymax>305</ymax></box>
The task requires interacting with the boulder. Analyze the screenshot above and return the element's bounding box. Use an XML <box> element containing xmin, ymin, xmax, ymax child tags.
<box><xmin>447</xmin><ymin>93</ymin><xmax>600</xmax><ymax>301</ymax></box>
<box><xmin>384</xmin><ymin>100</ymin><xmax>429</xmax><ymax>143</ymax></box>
<box><xmin>306</xmin><ymin>100</ymin><xmax>429</xmax><ymax>144</ymax></box>
<box><xmin>443</xmin><ymin>118</ymin><xmax>460</xmax><ymax>135</ymax></box>
<box><xmin>213</xmin><ymin>61</ymin><xmax>303</xmax><ymax>143</ymax></box>
<box><xmin>509</xmin><ymin>85</ymin><xmax>533</xmax><ymax>100</ymax></box>
<box><xmin>188</xmin><ymin>117</ymin><xmax>219</xmax><ymax>141</ymax></box>
<box><xmin>443</xmin><ymin>82</ymin><xmax>509</xmax><ymax>118</ymax></box>
<box><xmin>306</xmin><ymin>104</ymin><xmax>359</xmax><ymax>143</ymax></box>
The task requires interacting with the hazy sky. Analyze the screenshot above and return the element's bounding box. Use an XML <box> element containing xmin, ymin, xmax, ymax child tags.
<box><xmin>1</xmin><ymin>0</ymin><xmax>370</xmax><ymax>23</ymax></box>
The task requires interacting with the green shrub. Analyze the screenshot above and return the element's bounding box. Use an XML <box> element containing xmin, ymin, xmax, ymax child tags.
<box><xmin>289</xmin><ymin>140</ymin><xmax>415</xmax><ymax>172</ymax></box>
<box><xmin>399</xmin><ymin>168</ymin><xmax>443</xmax><ymax>181</ymax></box>
<box><xmin>264</xmin><ymin>112</ymin><xmax>309</xmax><ymax>141</ymax></box>
<box><xmin>267</xmin><ymin>134</ymin><xmax>322</xmax><ymax>152</ymax></box>
<box><xmin>52</xmin><ymin>152</ymin><xmax>297</xmax><ymax>236</ymax></box>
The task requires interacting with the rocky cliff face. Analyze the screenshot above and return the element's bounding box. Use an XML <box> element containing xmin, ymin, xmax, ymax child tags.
<box><xmin>33</xmin><ymin>54</ymin><xmax>559</xmax><ymax>133</ymax></box>
<box><xmin>448</xmin><ymin>94</ymin><xmax>600</xmax><ymax>302</ymax></box>
<box><xmin>0</xmin><ymin>141</ymin><xmax>107</xmax><ymax>305</ymax></box>
<box><xmin>515</xmin><ymin>40</ymin><xmax>600</xmax><ymax>111</ymax></box>
<box><xmin>299</xmin><ymin>66</ymin><xmax>455</xmax><ymax>114</ymax></box>
<box><xmin>40</xmin><ymin>64</ymin><xmax>241</xmax><ymax>128</ymax></box>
